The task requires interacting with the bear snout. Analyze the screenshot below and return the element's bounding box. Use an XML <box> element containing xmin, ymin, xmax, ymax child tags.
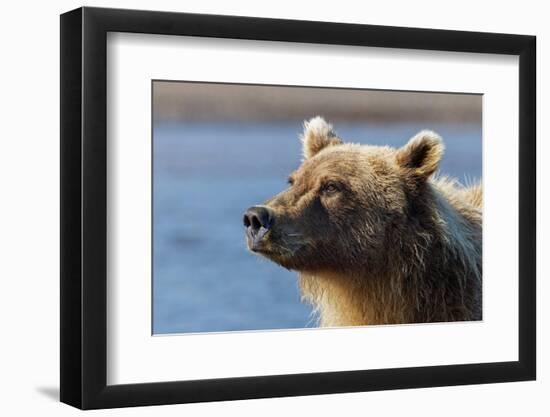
<box><xmin>243</xmin><ymin>206</ymin><xmax>274</xmax><ymax>249</ymax></box>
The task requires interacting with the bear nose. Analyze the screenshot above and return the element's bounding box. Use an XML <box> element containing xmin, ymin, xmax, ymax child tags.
<box><xmin>243</xmin><ymin>206</ymin><xmax>273</xmax><ymax>239</ymax></box>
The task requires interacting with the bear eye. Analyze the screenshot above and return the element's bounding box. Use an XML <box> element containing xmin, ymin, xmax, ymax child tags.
<box><xmin>322</xmin><ymin>182</ymin><xmax>340</xmax><ymax>194</ymax></box>
<box><xmin>287</xmin><ymin>177</ymin><xmax>295</xmax><ymax>186</ymax></box>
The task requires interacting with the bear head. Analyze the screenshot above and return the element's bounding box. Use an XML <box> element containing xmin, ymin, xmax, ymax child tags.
<box><xmin>243</xmin><ymin>116</ymin><xmax>444</xmax><ymax>273</ymax></box>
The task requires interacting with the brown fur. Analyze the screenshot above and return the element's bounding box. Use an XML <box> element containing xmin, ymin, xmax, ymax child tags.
<box><xmin>245</xmin><ymin>116</ymin><xmax>482</xmax><ymax>326</ymax></box>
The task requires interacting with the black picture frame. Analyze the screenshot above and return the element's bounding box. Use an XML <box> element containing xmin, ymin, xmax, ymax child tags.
<box><xmin>60</xmin><ymin>6</ymin><xmax>536</xmax><ymax>410</ymax></box>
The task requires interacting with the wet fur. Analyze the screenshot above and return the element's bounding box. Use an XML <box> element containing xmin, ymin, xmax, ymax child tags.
<box><xmin>247</xmin><ymin>117</ymin><xmax>482</xmax><ymax>327</ymax></box>
<box><xmin>300</xmin><ymin>177</ymin><xmax>482</xmax><ymax>326</ymax></box>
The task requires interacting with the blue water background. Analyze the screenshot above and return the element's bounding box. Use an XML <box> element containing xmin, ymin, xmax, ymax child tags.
<box><xmin>153</xmin><ymin>122</ymin><xmax>482</xmax><ymax>334</ymax></box>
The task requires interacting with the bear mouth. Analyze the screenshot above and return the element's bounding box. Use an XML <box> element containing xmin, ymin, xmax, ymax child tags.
<box><xmin>246</xmin><ymin>237</ymin><xmax>283</xmax><ymax>258</ymax></box>
<box><xmin>246</xmin><ymin>232</ymin><xmax>305</xmax><ymax>265</ymax></box>
<box><xmin>245</xmin><ymin>226</ymin><xmax>270</xmax><ymax>251</ymax></box>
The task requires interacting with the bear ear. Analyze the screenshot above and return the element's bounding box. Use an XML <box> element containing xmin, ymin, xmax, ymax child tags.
<box><xmin>300</xmin><ymin>116</ymin><xmax>342</xmax><ymax>159</ymax></box>
<box><xmin>395</xmin><ymin>130</ymin><xmax>444</xmax><ymax>179</ymax></box>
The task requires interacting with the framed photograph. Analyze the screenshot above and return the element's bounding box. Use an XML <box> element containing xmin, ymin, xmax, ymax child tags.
<box><xmin>60</xmin><ymin>6</ymin><xmax>536</xmax><ymax>409</ymax></box>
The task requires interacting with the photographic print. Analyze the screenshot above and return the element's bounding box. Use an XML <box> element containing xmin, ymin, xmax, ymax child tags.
<box><xmin>152</xmin><ymin>82</ymin><xmax>482</xmax><ymax>334</ymax></box>
<box><xmin>61</xmin><ymin>8</ymin><xmax>536</xmax><ymax>408</ymax></box>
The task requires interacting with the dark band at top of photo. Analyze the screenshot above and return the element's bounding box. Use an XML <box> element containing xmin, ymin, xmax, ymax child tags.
<box><xmin>153</xmin><ymin>81</ymin><xmax>482</xmax><ymax>125</ymax></box>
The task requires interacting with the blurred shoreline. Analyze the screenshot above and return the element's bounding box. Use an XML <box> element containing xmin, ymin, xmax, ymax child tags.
<box><xmin>153</xmin><ymin>81</ymin><xmax>482</xmax><ymax>125</ymax></box>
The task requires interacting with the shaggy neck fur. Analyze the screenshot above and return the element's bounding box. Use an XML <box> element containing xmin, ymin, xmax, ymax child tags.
<box><xmin>298</xmin><ymin>179</ymin><xmax>482</xmax><ymax>327</ymax></box>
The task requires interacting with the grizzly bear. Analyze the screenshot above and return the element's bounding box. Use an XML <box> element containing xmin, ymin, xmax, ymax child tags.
<box><xmin>244</xmin><ymin>117</ymin><xmax>482</xmax><ymax>327</ymax></box>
